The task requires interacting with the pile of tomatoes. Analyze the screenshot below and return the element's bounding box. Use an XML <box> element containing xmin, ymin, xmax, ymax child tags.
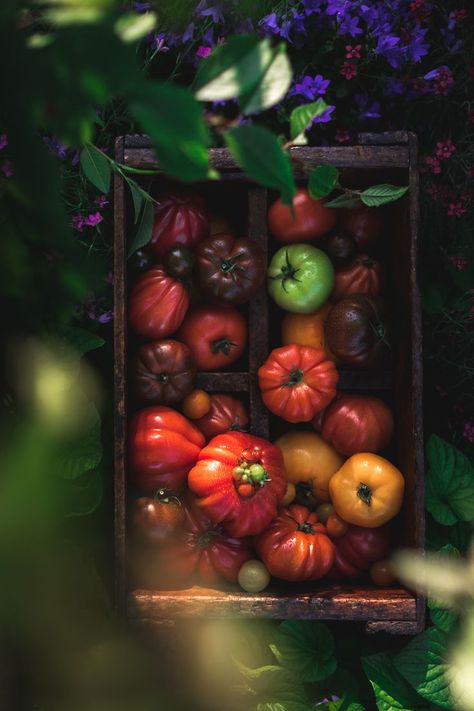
<box><xmin>127</xmin><ymin>188</ymin><xmax>403</xmax><ymax>592</ymax></box>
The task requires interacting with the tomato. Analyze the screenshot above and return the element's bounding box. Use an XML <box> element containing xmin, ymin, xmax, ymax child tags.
<box><xmin>163</xmin><ymin>245</ymin><xmax>195</xmax><ymax>280</ymax></box>
<box><xmin>321</xmin><ymin>394</ymin><xmax>394</xmax><ymax>456</ymax></box>
<box><xmin>150</xmin><ymin>193</ymin><xmax>209</xmax><ymax>258</ymax></box>
<box><xmin>128</xmin><ymin>266</ymin><xmax>189</xmax><ymax>340</ymax></box>
<box><xmin>128</xmin><ymin>245</ymin><xmax>155</xmax><ymax>275</ymax></box>
<box><xmin>182</xmin><ymin>389</ymin><xmax>212</xmax><ymax>419</ymax></box>
<box><xmin>132</xmin><ymin>339</ymin><xmax>196</xmax><ymax>406</ymax></box>
<box><xmin>188</xmin><ymin>431</ymin><xmax>287</xmax><ymax>537</ymax></box>
<box><xmin>326</xmin><ymin>233</ymin><xmax>357</xmax><ymax>266</ymax></box>
<box><xmin>195</xmin><ymin>233</ymin><xmax>266</xmax><ymax>307</ymax></box>
<box><xmin>332</xmin><ymin>525</ymin><xmax>390</xmax><ymax>578</ymax></box>
<box><xmin>281</xmin><ymin>482</ymin><xmax>296</xmax><ymax>506</ymax></box>
<box><xmin>329</xmin><ymin>453</ymin><xmax>405</xmax><ymax>528</ymax></box>
<box><xmin>339</xmin><ymin>206</ymin><xmax>382</xmax><ymax>250</ymax></box>
<box><xmin>325</xmin><ymin>295</ymin><xmax>388</xmax><ymax>368</ymax></box>
<box><xmin>326</xmin><ymin>513</ymin><xmax>349</xmax><ymax>538</ymax></box>
<box><xmin>275</xmin><ymin>431</ymin><xmax>344</xmax><ymax>504</ymax></box>
<box><xmin>255</xmin><ymin>504</ymin><xmax>335</xmax><ymax>581</ymax></box>
<box><xmin>194</xmin><ymin>394</ymin><xmax>249</xmax><ymax>442</ymax></box>
<box><xmin>268</xmin><ymin>188</ymin><xmax>337</xmax><ymax>243</ymax></box>
<box><xmin>238</xmin><ymin>560</ymin><xmax>271</xmax><ymax>592</ymax></box>
<box><xmin>267</xmin><ymin>245</ymin><xmax>334</xmax><ymax>313</ymax></box>
<box><xmin>129</xmin><ymin>406</ymin><xmax>205</xmax><ymax>492</ymax></box>
<box><xmin>131</xmin><ymin>491</ymin><xmax>185</xmax><ymax>545</ymax></box>
<box><xmin>281</xmin><ymin>303</ymin><xmax>333</xmax><ymax>358</ymax></box>
<box><xmin>258</xmin><ymin>344</ymin><xmax>338</xmax><ymax>423</ymax></box>
<box><xmin>332</xmin><ymin>255</ymin><xmax>382</xmax><ymax>302</ymax></box>
<box><xmin>178</xmin><ymin>306</ymin><xmax>247</xmax><ymax>371</ymax></box>
<box><xmin>370</xmin><ymin>559</ymin><xmax>396</xmax><ymax>586</ymax></box>
<box><xmin>315</xmin><ymin>503</ymin><xmax>335</xmax><ymax>524</ymax></box>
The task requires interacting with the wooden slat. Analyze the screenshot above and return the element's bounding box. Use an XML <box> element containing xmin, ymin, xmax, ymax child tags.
<box><xmin>195</xmin><ymin>372</ymin><xmax>250</xmax><ymax>392</ymax></box>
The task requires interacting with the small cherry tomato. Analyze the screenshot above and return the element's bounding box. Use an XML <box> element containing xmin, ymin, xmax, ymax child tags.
<box><xmin>182</xmin><ymin>389</ymin><xmax>212</xmax><ymax>419</ymax></box>
<box><xmin>370</xmin><ymin>559</ymin><xmax>396</xmax><ymax>586</ymax></box>
<box><xmin>281</xmin><ymin>482</ymin><xmax>296</xmax><ymax>506</ymax></box>
<box><xmin>238</xmin><ymin>560</ymin><xmax>271</xmax><ymax>593</ymax></box>
<box><xmin>315</xmin><ymin>503</ymin><xmax>335</xmax><ymax>524</ymax></box>
<box><xmin>326</xmin><ymin>513</ymin><xmax>349</xmax><ymax>538</ymax></box>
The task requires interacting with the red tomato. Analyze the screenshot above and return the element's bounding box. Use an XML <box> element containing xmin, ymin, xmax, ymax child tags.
<box><xmin>255</xmin><ymin>504</ymin><xmax>335</xmax><ymax>581</ymax></box>
<box><xmin>160</xmin><ymin>500</ymin><xmax>254</xmax><ymax>584</ymax></box>
<box><xmin>193</xmin><ymin>394</ymin><xmax>249</xmax><ymax>442</ymax></box>
<box><xmin>128</xmin><ymin>406</ymin><xmax>205</xmax><ymax>492</ymax></box>
<box><xmin>131</xmin><ymin>491</ymin><xmax>185</xmax><ymax>545</ymax></box>
<box><xmin>321</xmin><ymin>394</ymin><xmax>394</xmax><ymax>456</ymax></box>
<box><xmin>258</xmin><ymin>344</ymin><xmax>338</xmax><ymax>423</ymax></box>
<box><xmin>150</xmin><ymin>193</ymin><xmax>209</xmax><ymax>258</ymax></box>
<box><xmin>326</xmin><ymin>513</ymin><xmax>349</xmax><ymax>538</ymax></box>
<box><xmin>339</xmin><ymin>206</ymin><xmax>382</xmax><ymax>250</ymax></box>
<box><xmin>332</xmin><ymin>525</ymin><xmax>390</xmax><ymax>578</ymax></box>
<box><xmin>268</xmin><ymin>188</ymin><xmax>337</xmax><ymax>243</ymax></box>
<box><xmin>332</xmin><ymin>255</ymin><xmax>382</xmax><ymax>302</ymax></box>
<box><xmin>178</xmin><ymin>306</ymin><xmax>247</xmax><ymax>371</ymax></box>
<box><xmin>128</xmin><ymin>266</ymin><xmax>189</xmax><ymax>340</ymax></box>
<box><xmin>188</xmin><ymin>431</ymin><xmax>287</xmax><ymax>537</ymax></box>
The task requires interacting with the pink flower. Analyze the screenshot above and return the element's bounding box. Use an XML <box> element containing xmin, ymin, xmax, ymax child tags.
<box><xmin>335</xmin><ymin>129</ymin><xmax>351</xmax><ymax>143</ymax></box>
<box><xmin>196</xmin><ymin>46</ymin><xmax>212</xmax><ymax>59</ymax></box>
<box><xmin>453</xmin><ymin>9</ymin><xmax>468</xmax><ymax>21</ymax></box>
<box><xmin>426</xmin><ymin>184</ymin><xmax>443</xmax><ymax>200</ymax></box>
<box><xmin>424</xmin><ymin>155</ymin><xmax>441</xmax><ymax>174</ymax></box>
<box><xmin>1</xmin><ymin>160</ymin><xmax>13</xmax><ymax>177</ymax></box>
<box><xmin>433</xmin><ymin>67</ymin><xmax>454</xmax><ymax>95</ymax></box>
<box><xmin>95</xmin><ymin>195</ymin><xmax>109</xmax><ymax>208</ymax></box>
<box><xmin>0</xmin><ymin>134</ymin><xmax>7</xmax><ymax>151</ymax></box>
<box><xmin>449</xmin><ymin>255</ymin><xmax>468</xmax><ymax>270</ymax></box>
<box><xmin>345</xmin><ymin>44</ymin><xmax>362</xmax><ymax>59</ymax></box>
<box><xmin>435</xmin><ymin>139</ymin><xmax>456</xmax><ymax>159</ymax></box>
<box><xmin>72</xmin><ymin>211</ymin><xmax>103</xmax><ymax>232</ymax></box>
<box><xmin>340</xmin><ymin>62</ymin><xmax>357</xmax><ymax>80</ymax></box>
<box><xmin>447</xmin><ymin>201</ymin><xmax>467</xmax><ymax>217</ymax></box>
<box><xmin>463</xmin><ymin>421</ymin><xmax>474</xmax><ymax>444</ymax></box>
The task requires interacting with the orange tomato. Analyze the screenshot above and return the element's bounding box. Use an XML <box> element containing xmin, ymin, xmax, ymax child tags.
<box><xmin>182</xmin><ymin>389</ymin><xmax>212</xmax><ymax>419</ymax></box>
<box><xmin>281</xmin><ymin>482</ymin><xmax>296</xmax><ymax>506</ymax></box>
<box><xmin>281</xmin><ymin>304</ymin><xmax>337</xmax><ymax>361</ymax></box>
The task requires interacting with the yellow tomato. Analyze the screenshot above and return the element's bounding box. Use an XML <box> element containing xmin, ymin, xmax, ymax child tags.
<box><xmin>281</xmin><ymin>482</ymin><xmax>296</xmax><ymax>506</ymax></box>
<box><xmin>281</xmin><ymin>304</ymin><xmax>333</xmax><ymax>358</ymax></box>
<box><xmin>274</xmin><ymin>431</ymin><xmax>345</xmax><ymax>504</ymax></box>
<box><xmin>329</xmin><ymin>453</ymin><xmax>405</xmax><ymax>528</ymax></box>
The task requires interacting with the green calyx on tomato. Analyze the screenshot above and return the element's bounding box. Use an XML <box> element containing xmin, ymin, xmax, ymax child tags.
<box><xmin>267</xmin><ymin>244</ymin><xmax>334</xmax><ymax>314</ymax></box>
<box><xmin>211</xmin><ymin>337</ymin><xmax>237</xmax><ymax>356</ymax></box>
<box><xmin>357</xmin><ymin>482</ymin><xmax>373</xmax><ymax>506</ymax></box>
<box><xmin>233</xmin><ymin>460</ymin><xmax>270</xmax><ymax>491</ymax></box>
<box><xmin>297</xmin><ymin>521</ymin><xmax>315</xmax><ymax>534</ymax></box>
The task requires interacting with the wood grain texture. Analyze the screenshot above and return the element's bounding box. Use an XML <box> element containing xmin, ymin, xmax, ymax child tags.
<box><xmin>195</xmin><ymin>372</ymin><xmax>250</xmax><ymax>392</ymax></box>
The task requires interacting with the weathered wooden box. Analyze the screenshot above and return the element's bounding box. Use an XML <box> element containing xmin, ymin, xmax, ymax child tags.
<box><xmin>114</xmin><ymin>132</ymin><xmax>424</xmax><ymax>634</ymax></box>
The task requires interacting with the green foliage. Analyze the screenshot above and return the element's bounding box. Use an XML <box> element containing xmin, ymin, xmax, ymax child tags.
<box><xmin>224</xmin><ymin>125</ymin><xmax>296</xmax><ymax>204</ymax></box>
<box><xmin>426</xmin><ymin>434</ymin><xmax>474</xmax><ymax>525</ymax></box>
<box><xmin>236</xmin><ymin>662</ymin><xmax>313</xmax><ymax>711</ymax></box>
<box><xmin>128</xmin><ymin>198</ymin><xmax>154</xmax><ymax>256</ymax></box>
<box><xmin>359</xmin><ymin>184</ymin><xmax>409</xmax><ymax>207</ymax></box>
<box><xmin>290</xmin><ymin>100</ymin><xmax>329</xmax><ymax>143</ymax></box>
<box><xmin>308</xmin><ymin>165</ymin><xmax>339</xmax><ymax>199</ymax></box>
<box><xmin>55</xmin><ymin>401</ymin><xmax>102</xmax><ymax>480</ymax></box>
<box><xmin>80</xmin><ymin>144</ymin><xmax>111</xmax><ymax>193</ymax></box>
<box><xmin>269</xmin><ymin>620</ymin><xmax>337</xmax><ymax>683</ymax></box>
<box><xmin>362</xmin><ymin>652</ymin><xmax>428</xmax><ymax>710</ymax></box>
<box><xmin>324</xmin><ymin>194</ymin><xmax>363</xmax><ymax>208</ymax></box>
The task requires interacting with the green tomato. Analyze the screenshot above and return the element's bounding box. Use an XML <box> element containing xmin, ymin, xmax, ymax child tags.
<box><xmin>238</xmin><ymin>560</ymin><xmax>271</xmax><ymax>593</ymax></box>
<box><xmin>267</xmin><ymin>244</ymin><xmax>334</xmax><ymax>313</ymax></box>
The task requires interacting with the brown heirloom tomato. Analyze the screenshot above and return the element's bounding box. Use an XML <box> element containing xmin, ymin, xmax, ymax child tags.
<box><xmin>339</xmin><ymin>206</ymin><xmax>382</xmax><ymax>250</ymax></box>
<box><xmin>326</xmin><ymin>233</ymin><xmax>357</xmax><ymax>266</ymax></box>
<box><xmin>193</xmin><ymin>394</ymin><xmax>249</xmax><ymax>442</ymax></box>
<box><xmin>129</xmin><ymin>406</ymin><xmax>205</xmax><ymax>492</ymax></box>
<box><xmin>178</xmin><ymin>306</ymin><xmax>247</xmax><ymax>371</ymax></box>
<box><xmin>332</xmin><ymin>525</ymin><xmax>390</xmax><ymax>578</ymax></box>
<box><xmin>132</xmin><ymin>339</ymin><xmax>196</xmax><ymax>406</ymax></box>
<box><xmin>163</xmin><ymin>245</ymin><xmax>196</xmax><ymax>280</ymax></box>
<box><xmin>150</xmin><ymin>193</ymin><xmax>209</xmax><ymax>258</ymax></box>
<box><xmin>128</xmin><ymin>266</ymin><xmax>189</xmax><ymax>340</ymax></box>
<box><xmin>325</xmin><ymin>295</ymin><xmax>388</xmax><ymax>368</ymax></box>
<box><xmin>131</xmin><ymin>490</ymin><xmax>185</xmax><ymax>545</ymax></box>
<box><xmin>331</xmin><ymin>254</ymin><xmax>382</xmax><ymax>302</ymax></box>
<box><xmin>255</xmin><ymin>504</ymin><xmax>335</xmax><ymax>582</ymax></box>
<box><xmin>321</xmin><ymin>394</ymin><xmax>394</xmax><ymax>456</ymax></box>
<box><xmin>188</xmin><ymin>431</ymin><xmax>287</xmax><ymax>537</ymax></box>
<box><xmin>268</xmin><ymin>188</ymin><xmax>337</xmax><ymax>243</ymax></box>
<box><xmin>258</xmin><ymin>344</ymin><xmax>338</xmax><ymax>423</ymax></box>
<box><xmin>195</xmin><ymin>233</ymin><xmax>266</xmax><ymax>306</ymax></box>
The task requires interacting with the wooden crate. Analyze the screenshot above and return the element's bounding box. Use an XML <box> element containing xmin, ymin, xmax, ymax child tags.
<box><xmin>114</xmin><ymin>132</ymin><xmax>424</xmax><ymax>635</ymax></box>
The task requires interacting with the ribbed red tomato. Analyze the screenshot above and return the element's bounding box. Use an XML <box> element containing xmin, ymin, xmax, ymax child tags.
<box><xmin>178</xmin><ymin>306</ymin><xmax>247</xmax><ymax>371</ymax></box>
<box><xmin>150</xmin><ymin>193</ymin><xmax>209</xmax><ymax>258</ymax></box>
<box><xmin>255</xmin><ymin>504</ymin><xmax>335</xmax><ymax>581</ymax></box>
<box><xmin>268</xmin><ymin>188</ymin><xmax>337</xmax><ymax>243</ymax></box>
<box><xmin>321</xmin><ymin>394</ymin><xmax>394</xmax><ymax>456</ymax></box>
<box><xmin>332</xmin><ymin>525</ymin><xmax>390</xmax><ymax>578</ymax></box>
<box><xmin>258</xmin><ymin>344</ymin><xmax>338</xmax><ymax>423</ymax></box>
<box><xmin>193</xmin><ymin>394</ymin><xmax>249</xmax><ymax>442</ymax></box>
<box><xmin>332</xmin><ymin>255</ymin><xmax>382</xmax><ymax>302</ymax></box>
<box><xmin>128</xmin><ymin>266</ymin><xmax>189</xmax><ymax>340</ymax></box>
<box><xmin>129</xmin><ymin>406</ymin><xmax>205</xmax><ymax>492</ymax></box>
<box><xmin>187</xmin><ymin>431</ymin><xmax>287</xmax><ymax>537</ymax></box>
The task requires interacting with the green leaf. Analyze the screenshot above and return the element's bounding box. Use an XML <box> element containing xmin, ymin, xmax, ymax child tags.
<box><xmin>426</xmin><ymin>517</ymin><xmax>472</xmax><ymax>554</ymax></box>
<box><xmin>256</xmin><ymin>703</ymin><xmax>314</xmax><ymax>711</ymax></box>
<box><xmin>56</xmin><ymin>402</ymin><xmax>102</xmax><ymax>480</ymax></box>
<box><xmin>55</xmin><ymin>325</ymin><xmax>105</xmax><ymax>353</ymax></box>
<box><xmin>290</xmin><ymin>99</ymin><xmax>329</xmax><ymax>140</ymax></box>
<box><xmin>421</xmin><ymin>283</ymin><xmax>450</xmax><ymax>315</ymax></box>
<box><xmin>362</xmin><ymin>652</ymin><xmax>428</xmax><ymax>711</ymax></box>
<box><xmin>325</xmin><ymin>193</ymin><xmax>362</xmax><ymax>208</ymax></box>
<box><xmin>236</xmin><ymin>663</ymin><xmax>311</xmax><ymax>707</ymax></box>
<box><xmin>114</xmin><ymin>11</ymin><xmax>157</xmax><ymax>43</ymax></box>
<box><xmin>80</xmin><ymin>143</ymin><xmax>111</xmax><ymax>193</ymax></box>
<box><xmin>64</xmin><ymin>467</ymin><xmax>103</xmax><ymax>517</ymax></box>
<box><xmin>393</xmin><ymin>628</ymin><xmax>454</xmax><ymax>709</ymax></box>
<box><xmin>428</xmin><ymin>600</ymin><xmax>458</xmax><ymax>634</ymax></box>
<box><xmin>194</xmin><ymin>36</ymin><xmax>292</xmax><ymax>113</ymax></box>
<box><xmin>308</xmin><ymin>165</ymin><xmax>340</xmax><ymax>199</ymax></box>
<box><xmin>269</xmin><ymin>620</ymin><xmax>337</xmax><ymax>683</ymax></box>
<box><xmin>224</xmin><ymin>125</ymin><xmax>295</xmax><ymax>204</ymax></box>
<box><xmin>127</xmin><ymin>196</ymin><xmax>154</xmax><ymax>257</ymax></box>
<box><xmin>360</xmin><ymin>184</ymin><xmax>409</xmax><ymax>207</ymax></box>
<box><xmin>130</xmin><ymin>82</ymin><xmax>211</xmax><ymax>182</ymax></box>
<box><xmin>128</xmin><ymin>181</ymin><xmax>148</xmax><ymax>224</ymax></box>
<box><xmin>425</xmin><ymin>434</ymin><xmax>474</xmax><ymax>525</ymax></box>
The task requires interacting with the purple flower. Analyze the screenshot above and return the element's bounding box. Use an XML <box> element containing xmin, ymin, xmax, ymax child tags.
<box><xmin>196</xmin><ymin>0</ymin><xmax>224</xmax><ymax>25</ymax></box>
<box><xmin>42</xmin><ymin>135</ymin><xmax>67</xmax><ymax>159</ymax></box>
<box><xmin>406</xmin><ymin>28</ymin><xmax>429</xmax><ymax>62</ymax></box>
<box><xmin>153</xmin><ymin>32</ymin><xmax>169</xmax><ymax>52</ymax></box>
<box><xmin>72</xmin><ymin>211</ymin><xmax>103</xmax><ymax>232</ymax></box>
<box><xmin>354</xmin><ymin>93</ymin><xmax>382</xmax><ymax>119</ymax></box>
<box><xmin>259</xmin><ymin>13</ymin><xmax>280</xmax><ymax>36</ymax></box>
<box><xmin>196</xmin><ymin>46</ymin><xmax>212</xmax><ymax>59</ymax></box>
<box><xmin>95</xmin><ymin>195</ymin><xmax>109</xmax><ymax>208</ymax></box>
<box><xmin>376</xmin><ymin>34</ymin><xmax>400</xmax><ymax>55</ymax></box>
<box><xmin>133</xmin><ymin>1</ymin><xmax>151</xmax><ymax>11</ymax></box>
<box><xmin>1</xmin><ymin>160</ymin><xmax>13</xmax><ymax>178</ymax></box>
<box><xmin>0</xmin><ymin>134</ymin><xmax>7</xmax><ymax>151</ymax></box>
<box><xmin>383</xmin><ymin>78</ymin><xmax>405</xmax><ymax>96</ymax></box>
<box><xmin>202</xmin><ymin>27</ymin><xmax>215</xmax><ymax>46</ymax></box>
<box><xmin>98</xmin><ymin>310</ymin><xmax>113</xmax><ymax>324</ymax></box>
<box><xmin>312</xmin><ymin>105</ymin><xmax>335</xmax><ymax>124</ymax></box>
<box><xmin>424</xmin><ymin>65</ymin><xmax>448</xmax><ymax>80</ymax></box>
<box><xmin>290</xmin><ymin>74</ymin><xmax>331</xmax><ymax>100</ymax></box>
<box><xmin>302</xmin><ymin>0</ymin><xmax>323</xmax><ymax>15</ymax></box>
<box><xmin>181</xmin><ymin>22</ymin><xmax>195</xmax><ymax>44</ymax></box>
<box><xmin>326</xmin><ymin>0</ymin><xmax>350</xmax><ymax>16</ymax></box>
<box><xmin>338</xmin><ymin>14</ymin><xmax>363</xmax><ymax>37</ymax></box>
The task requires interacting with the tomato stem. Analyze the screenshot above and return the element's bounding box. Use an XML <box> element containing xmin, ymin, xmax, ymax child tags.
<box><xmin>283</xmin><ymin>368</ymin><xmax>304</xmax><ymax>386</ymax></box>
<box><xmin>157</xmin><ymin>373</ymin><xmax>169</xmax><ymax>383</ymax></box>
<box><xmin>297</xmin><ymin>522</ymin><xmax>314</xmax><ymax>534</ymax></box>
<box><xmin>212</xmin><ymin>338</ymin><xmax>237</xmax><ymax>356</ymax></box>
<box><xmin>357</xmin><ymin>482</ymin><xmax>373</xmax><ymax>506</ymax></box>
